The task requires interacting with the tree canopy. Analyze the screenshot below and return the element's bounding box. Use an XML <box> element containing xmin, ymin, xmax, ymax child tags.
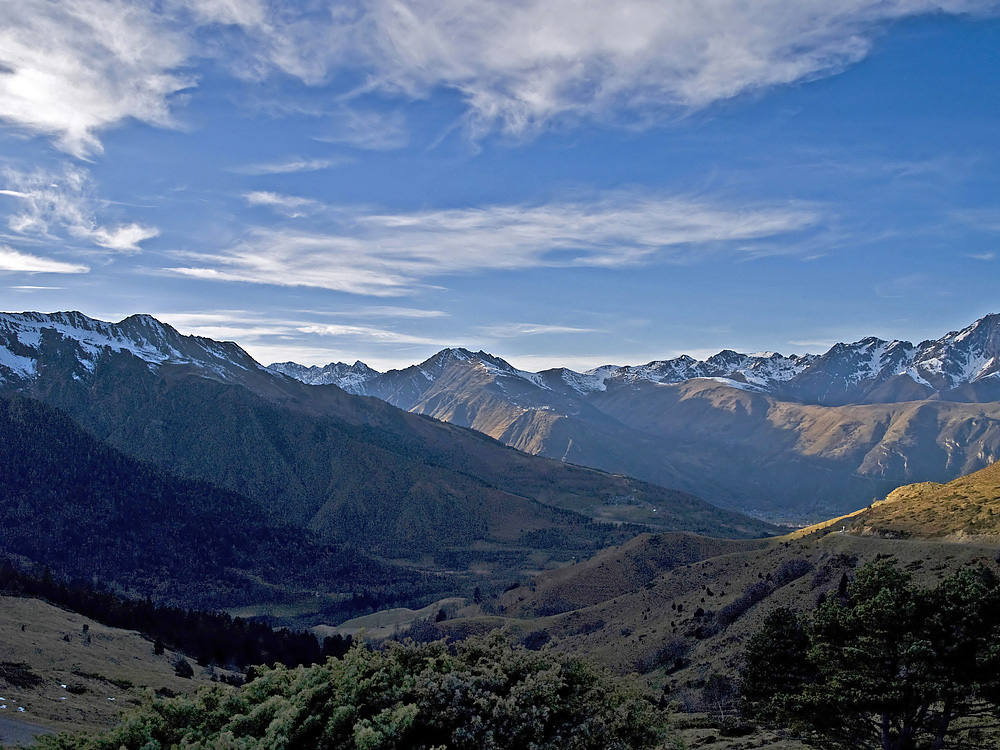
<box><xmin>742</xmin><ymin>558</ymin><xmax>1000</xmax><ymax>750</ymax></box>
<box><xmin>39</xmin><ymin>632</ymin><xmax>677</xmax><ymax>750</ymax></box>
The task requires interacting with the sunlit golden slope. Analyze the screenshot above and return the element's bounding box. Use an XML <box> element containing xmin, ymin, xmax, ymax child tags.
<box><xmin>850</xmin><ymin>460</ymin><xmax>1000</xmax><ymax>538</ymax></box>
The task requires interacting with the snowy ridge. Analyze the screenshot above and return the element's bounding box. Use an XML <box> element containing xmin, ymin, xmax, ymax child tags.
<box><xmin>0</xmin><ymin>311</ymin><xmax>264</xmax><ymax>385</ymax></box>
<box><xmin>593</xmin><ymin>350</ymin><xmax>814</xmax><ymax>392</ymax></box>
<box><xmin>268</xmin><ymin>360</ymin><xmax>380</xmax><ymax>393</ymax></box>
<box><xmin>559</xmin><ymin>368</ymin><xmax>609</xmax><ymax>394</ymax></box>
<box><xmin>262</xmin><ymin>313</ymin><xmax>1000</xmax><ymax>406</ymax></box>
<box><xmin>908</xmin><ymin>315</ymin><xmax>1000</xmax><ymax>389</ymax></box>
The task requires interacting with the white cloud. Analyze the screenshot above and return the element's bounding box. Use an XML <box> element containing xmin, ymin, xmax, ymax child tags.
<box><xmin>234</xmin><ymin>158</ymin><xmax>344</xmax><ymax>175</ymax></box>
<box><xmin>481</xmin><ymin>323</ymin><xmax>598</xmax><ymax>337</ymax></box>
<box><xmin>164</xmin><ymin>192</ymin><xmax>819</xmax><ymax>295</ymax></box>
<box><xmin>328</xmin><ymin>306</ymin><xmax>448</xmax><ymax>318</ymax></box>
<box><xmin>0</xmin><ymin>244</ymin><xmax>89</xmax><ymax>273</ymax></box>
<box><xmin>951</xmin><ymin>208</ymin><xmax>1000</xmax><ymax>233</ymax></box>
<box><xmin>90</xmin><ymin>224</ymin><xmax>160</xmax><ymax>251</ymax></box>
<box><xmin>787</xmin><ymin>339</ymin><xmax>839</xmax><ymax>350</ymax></box>
<box><xmin>1</xmin><ymin>166</ymin><xmax>159</xmax><ymax>252</ymax></box>
<box><xmin>0</xmin><ymin>0</ymin><xmax>192</xmax><ymax>157</ymax></box>
<box><xmin>4</xmin><ymin>1</ymin><xmax>996</xmax><ymax>155</ymax></box>
<box><xmin>357</xmin><ymin>0</ymin><xmax>1000</xmax><ymax>136</ymax></box>
<box><xmin>297</xmin><ymin>323</ymin><xmax>441</xmax><ymax>345</ymax></box>
<box><xmin>316</xmin><ymin>108</ymin><xmax>409</xmax><ymax>150</ymax></box>
<box><xmin>153</xmin><ymin>311</ymin><xmax>302</xmax><ymax>342</ymax></box>
<box><xmin>243</xmin><ymin>191</ymin><xmax>322</xmax><ymax>217</ymax></box>
<box><xmin>154</xmin><ymin>309</ymin><xmax>446</xmax><ymax>346</ymax></box>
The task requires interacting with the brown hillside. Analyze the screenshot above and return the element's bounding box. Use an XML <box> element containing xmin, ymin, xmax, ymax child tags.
<box><xmin>445</xmin><ymin>529</ymin><xmax>1000</xmax><ymax>715</ymax></box>
<box><xmin>850</xmin><ymin>460</ymin><xmax>1000</xmax><ymax>538</ymax></box>
<box><xmin>0</xmin><ymin>596</ymin><xmax>219</xmax><ymax>737</ymax></box>
<box><xmin>500</xmin><ymin>533</ymin><xmax>767</xmax><ymax>617</ymax></box>
<box><xmin>377</xmin><ymin>353</ymin><xmax>1000</xmax><ymax>522</ymax></box>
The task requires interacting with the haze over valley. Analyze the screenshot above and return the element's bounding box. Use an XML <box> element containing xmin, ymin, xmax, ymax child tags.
<box><xmin>271</xmin><ymin>313</ymin><xmax>1000</xmax><ymax>523</ymax></box>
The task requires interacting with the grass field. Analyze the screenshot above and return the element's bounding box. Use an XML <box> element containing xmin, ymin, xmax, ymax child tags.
<box><xmin>0</xmin><ymin>596</ymin><xmax>224</xmax><ymax>740</ymax></box>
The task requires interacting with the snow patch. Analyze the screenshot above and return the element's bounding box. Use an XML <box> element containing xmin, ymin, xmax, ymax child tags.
<box><xmin>0</xmin><ymin>347</ymin><xmax>36</xmax><ymax>378</ymax></box>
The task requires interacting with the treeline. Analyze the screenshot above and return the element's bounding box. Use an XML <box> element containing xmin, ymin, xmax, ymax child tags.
<box><xmin>0</xmin><ymin>560</ymin><xmax>351</xmax><ymax>671</ymax></box>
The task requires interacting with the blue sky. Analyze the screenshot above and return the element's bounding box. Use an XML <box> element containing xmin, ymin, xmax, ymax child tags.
<box><xmin>0</xmin><ymin>1</ymin><xmax>998</xmax><ymax>371</ymax></box>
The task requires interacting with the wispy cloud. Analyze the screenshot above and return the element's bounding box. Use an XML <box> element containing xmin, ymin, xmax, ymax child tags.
<box><xmin>950</xmin><ymin>208</ymin><xmax>1000</xmax><ymax>233</ymax></box>
<box><xmin>165</xmin><ymin>192</ymin><xmax>820</xmax><ymax>295</ymax></box>
<box><xmin>154</xmin><ymin>309</ymin><xmax>445</xmax><ymax>347</ymax></box>
<box><xmin>481</xmin><ymin>323</ymin><xmax>598</xmax><ymax>337</ymax></box>
<box><xmin>968</xmin><ymin>252</ymin><xmax>996</xmax><ymax>261</ymax></box>
<box><xmin>0</xmin><ymin>244</ymin><xmax>89</xmax><ymax>274</ymax></box>
<box><xmin>243</xmin><ymin>191</ymin><xmax>322</xmax><ymax>218</ymax></box>
<box><xmin>357</xmin><ymin>0</ymin><xmax>1000</xmax><ymax>137</ymax></box>
<box><xmin>316</xmin><ymin>109</ymin><xmax>409</xmax><ymax>150</ymax></box>
<box><xmin>329</xmin><ymin>306</ymin><xmax>449</xmax><ymax>319</ymax></box>
<box><xmin>152</xmin><ymin>310</ymin><xmax>303</xmax><ymax>342</ymax></box>
<box><xmin>297</xmin><ymin>323</ymin><xmax>441</xmax><ymax>345</ymax></box>
<box><xmin>875</xmin><ymin>273</ymin><xmax>953</xmax><ymax>300</ymax></box>
<box><xmin>233</xmin><ymin>158</ymin><xmax>345</xmax><ymax>175</ymax></box>
<box><xmin>0</xmin><ymin>0</ymin><xmax>191</xmax><ymax>157</ymax></box>
<box><xmin>787</xmin><ymin>339</ymin><xmax>839</xmax><ymax>350</ymax></box>
<box><xmin>1</xmin><ymin>166</ymin><xmax>158</xmax><ymax>252</ymax></box>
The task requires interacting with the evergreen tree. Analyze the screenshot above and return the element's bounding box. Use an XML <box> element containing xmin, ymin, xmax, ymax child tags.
<box><xmin>742</xmin><ymin>559</ymin><xmax>1000</xmax><ymax>749</ymax></box>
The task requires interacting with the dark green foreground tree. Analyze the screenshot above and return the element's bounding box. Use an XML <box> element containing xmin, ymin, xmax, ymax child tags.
<box><xmin>39</xmin><ymin>632</ymin><xmax>676</xmax><ymax>750</ymax></box>
<box><xmin>742</xmin><ymin>559</ymin><xmax>1000</xmax><ymax>749</ymax></box>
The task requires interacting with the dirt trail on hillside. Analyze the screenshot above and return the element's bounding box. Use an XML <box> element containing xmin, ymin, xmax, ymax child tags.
<box><xmin>0</xmin><ymin>714</ymin><xmax>55</xmax><ymax>747</ymax></box>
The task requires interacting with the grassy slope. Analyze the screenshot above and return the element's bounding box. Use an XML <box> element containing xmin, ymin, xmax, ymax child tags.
<box><xmin>850</xmin><ymin>460</ymin><xmax>1000</xmax><ymax>538</ymax></box>
<box><xmin>0</xmin><ymin>596</ymin><xmax>218</xmax><ymax>735</ymax></box>
<box><xmin>499</xmin><ymin>533</ymin><xmax>768</xmax><ymax>617</ymax></box>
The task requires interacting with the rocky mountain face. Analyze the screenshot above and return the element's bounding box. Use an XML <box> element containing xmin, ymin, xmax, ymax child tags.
<box><xmin>0</xmin><ymin>312</ymin><xmax>775</xmax><ymax>569</ymax></box>
<box><xmin>272</xmin><ymin>314</ymin><xmax>1000</xmax><ymax>522</ymax></box>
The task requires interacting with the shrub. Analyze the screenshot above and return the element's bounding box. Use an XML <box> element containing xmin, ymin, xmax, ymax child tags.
<box><xmin>716</xmin><ymin>582</ymin><xmax>772</xmax><ymax>628</ymax></box>
<box><xmin>38</xmin><ymin>632</ymin><xmax>677</xmax><ymax>750</ymax></box>
<box><xmin>173</xmin><ymin>658</ymin><xmax>194</xmax><ymax>679</ymax></box>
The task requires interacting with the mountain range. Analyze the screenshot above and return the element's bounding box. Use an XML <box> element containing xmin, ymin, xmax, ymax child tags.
<box><xmin>0</xmin><ymin>310</ymin><xmax>774</xmax><ymax>608</ymax></box>
<box><xmin>270</xmin><ymin>314</ymin><xmax>1000</xmax><ymax>521</ymax></box>
<box><xmin>271</xmin><ymin>314</ymin><xmax>1000</xmax><ymax>405</ymax></box>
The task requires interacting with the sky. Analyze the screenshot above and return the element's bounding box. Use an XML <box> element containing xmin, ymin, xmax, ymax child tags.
<box><xmin>0</xmin><ymin>1</ymin><xmax>999</xmax><ymax>372</ymax></box>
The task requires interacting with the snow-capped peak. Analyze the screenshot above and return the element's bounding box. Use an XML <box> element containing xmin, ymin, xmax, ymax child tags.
<box><xmin>0</xmin><ymin>311</ymin><xmax>263</xmax><ymax>384</ymax></box>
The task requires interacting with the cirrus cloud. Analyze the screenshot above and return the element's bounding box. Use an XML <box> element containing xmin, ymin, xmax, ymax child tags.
<box><xmin>165</xmin><ymin>192</ymin><xmax>821</xmax><ymax>295</ymax></box>
<box><xmin>0</xmin><ymin>244</ymin><xmax>89</xmax><ymax>274</ymax></box>
<box><xmin>1</xmin><ymin>166</ymin><xmax>159</xmax><ymax>252</ymax></box>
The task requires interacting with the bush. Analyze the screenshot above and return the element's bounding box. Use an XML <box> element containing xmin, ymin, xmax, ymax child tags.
<box><xmin>716</xmin><ymin>582</ymin><xmax>773</xmax><ymax>628</ymax></box>
<box><xmin>172</xmin><ymin>658</ymin><xmax>194</xmax><ymax>679</ymax></box>
<box><xmin>38</xmin><ymin>632</ymin><xmax>677</xmax><ymax>750</ymax></box>
<box><xmin>0</xmin><ymin>661</ymin><xmax>43</xmax><ymax>689</ymax></box>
